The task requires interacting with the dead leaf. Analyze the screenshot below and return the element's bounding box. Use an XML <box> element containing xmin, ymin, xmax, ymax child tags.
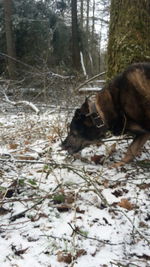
<box><xmin>112</xmin><ymin>189</ymin><xmax>123</xmax><ymax>198</ymax></box>
<box><xmin>11</xmin><ymin>245</ymin><xmax>29</xmax><ymax>256</ymax></box>
<box><xmin>57</xmin><ymin>204</ymin><xmax>70</xmax><ymax>212</ymax></box>
<box><xmin>91</xmin><ymin>154</ymin><xmax>105</xmax><ymax>165</ymax></box>
<box><xmin>139</xmin><ymin>221</ymin><xmax>148</xmax><ymax>228</ymax></box>
<box><xmin>24</xmin><ymin>140</ymin><xmax>30</xmax><ymax>145</ymax></box>
<box><xmin>17</xmin><ymin>155</ymin><xmax>37</xmax><ymax>160</ymax></box>
<box><xmin>103</xmin><ymin>179</ymin><xmax>109</xmax><ymax>188</ymax></box>
<box><xmin>57</xmin><ymin>251</ymin><xmax>72</xmax><ymax>264</ymax></box>
<box><xmin>118</xmin><ymin>198</ymin><xmax>134</xmax><ymax>210</ymax></box>
<box><xmin>138</xmin><ymin>183</ymin><xmax>150</xmax><ymax>189</ymax></box>
<box><xmin>0</xmin><ymin>207</ymin><xmax>10</xmax><ymax>215</ymax></box>
<box><xmin>76</xmin><ymin>249</ymin><xmax>87</xmax><ymax>258</ymax></box>
<box><xmin>66</xmin><ymin>193</ymin><xmax>75</xmax><ymax>204</ymax></box>
<box><xmin>76</xmin><ymin>207</ymin><xmax>85</xmax><ymax>214</ymax></box>
<box><xmin>9</xmin><ymin>143</ymin><xmax>18</xmax><ymax>150</ymax></box>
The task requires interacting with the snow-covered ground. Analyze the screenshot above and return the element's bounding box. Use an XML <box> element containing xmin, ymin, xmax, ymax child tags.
<box><xmin>0</xmin><ymin>105</ymin><xmax>150</xmax><ymax>267</ymax></box>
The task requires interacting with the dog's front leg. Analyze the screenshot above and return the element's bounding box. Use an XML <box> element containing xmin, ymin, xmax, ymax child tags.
<box><xmin>111</xmin><ymin>133</ymin><xmax>150</xmax><ymax>168</ymax></box>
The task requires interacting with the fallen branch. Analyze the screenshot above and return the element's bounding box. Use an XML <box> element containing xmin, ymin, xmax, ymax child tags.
<box><xmin>10</xmin><ymin>199</ymin><xmax>43</xmax><ymax>221</ymax></box>
<box><xmin>76</xmin><ymin>71</ymin><xmax>106</xmax><ymax>91</ymax></box>
<box><xmin>3</xmin><ymin>91</ymin><xmax>40</xmax><ymax>114</ymax></box>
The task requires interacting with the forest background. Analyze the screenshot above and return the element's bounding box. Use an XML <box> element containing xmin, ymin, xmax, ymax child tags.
<box><xmin>0</xmin><ymin>0</ymin><xmax>150</xmax><ymax>103</ymax></box>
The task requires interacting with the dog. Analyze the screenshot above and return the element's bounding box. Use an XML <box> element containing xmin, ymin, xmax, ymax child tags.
<box><xmin>62</xmin><ymin>98</ymin><xmax>107</xmax><ymax>154</ymax></box>
<box><xmin>62</xmin><ymin>62</ymin><xmax>150</xmax><ymax>167</ymax></box>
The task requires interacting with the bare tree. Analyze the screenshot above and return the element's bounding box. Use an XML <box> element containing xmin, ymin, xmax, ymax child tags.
<box><xmin>3</xmin><ymin>0</ymin><xmax>16</xmax><ymax>78</ymax></box>
<box><xmin>92</xmin><ymin>0</ymin><xmax>95</xmax><ymax>40</ymax></box>
<box><xmin>80</xmin><ymin>0</ymin><xmax>84</xmax><ymax>29</ymax></box>
<box><xmin>71</xmin><ymin>0</ymin><xmax>81</xmax><ymax>70</ymax></box>
<box><xmin>86</xmin><ymin>0</ymin><xmax>90</xmax><ymax>35</ymax></box>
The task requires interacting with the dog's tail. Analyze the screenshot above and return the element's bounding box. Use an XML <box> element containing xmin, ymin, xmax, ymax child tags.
<box><xmin>127</xmin><ymin>66</ymin><xmax>150</xmax><ymax>101</ymax></box>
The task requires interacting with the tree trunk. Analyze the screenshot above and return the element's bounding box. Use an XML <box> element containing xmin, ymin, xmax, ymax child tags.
<box><xmin>80</xmin><ymin>0</ymin><xmax>84</xmax><ymax>29</ymax></box>
<box><xmin>92</xmin><ymin>0</ymin><xmax>95</xmax><ymax>40</ymax></box>
<box><xmin>71</xmin><ymin>0</ymin><xmax>81</xmax><ymax>70</ymax></box>
<box><xmin>107</xmin><ymin>0</ymin><xmax>150</xmax><ymax>79</ymax></box>
<box><xmin>86</xmin><ymin>0</ymin><xmax>90</xmax><ymax>35</ymax></box>
<box><xmin>4</xmin><ymin>0</ymin><xmax>16</xmax><ymax>78</ymax></box>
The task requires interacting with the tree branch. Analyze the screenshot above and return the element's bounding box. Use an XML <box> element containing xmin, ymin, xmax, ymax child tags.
<box><xmin>3</xmin><ymin>91</ymin><xmax>40</xmax><ymax>114</ymax></box>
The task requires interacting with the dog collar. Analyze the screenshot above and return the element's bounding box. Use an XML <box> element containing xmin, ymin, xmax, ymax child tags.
<box><xmin>87</xmin><ymin>112</ymin><xmax>105</xmax><ymax>128</ymax></box>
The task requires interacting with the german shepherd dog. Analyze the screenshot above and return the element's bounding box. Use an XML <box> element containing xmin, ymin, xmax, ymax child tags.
<box><xmin>62</xmin><ymin>62</ymin><xmax>150</xmax><ymax>167</ymax></box>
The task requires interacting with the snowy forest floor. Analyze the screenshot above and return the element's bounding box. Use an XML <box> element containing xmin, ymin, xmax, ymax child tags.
<box><xmin>0</xmin><ymin>102</ymin><xmax>150</xmax><ymax>267</ymax></box>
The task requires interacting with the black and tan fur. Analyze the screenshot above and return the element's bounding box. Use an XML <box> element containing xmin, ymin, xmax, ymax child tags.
<box><xmin>62</xmin><ymin>62</ymin><xmax>150</xmax><ymax>167</ymax></box>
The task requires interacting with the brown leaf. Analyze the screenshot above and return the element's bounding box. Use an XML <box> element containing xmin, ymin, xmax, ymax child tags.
<box><xmin>103</xmin><ymin>179</ymin><xmax>109</xmax><ymax>188</ymax></box>
<box><xmin>24</xmin><ymin>140</ymin><xmax>30</xmax><ymax>145</ymax></box>
<box><xmin>17</xmin><ymin>155</ymin><xmax>37</xmax><ymax>160</ymax></box>
<box><xmin>57</xmin><ymin>251</ymin><xmax>72</xmax><ymax>264</ymax></box>
<box><xmin>118</xmin><ymin>198</ymin><xmax>134</xmax><ymax>210</ymax></box>
<box><xmin>66</xmin><ymin>193</ymin><xmax>75</xmax><ymax>204</ymax></box>
<box><xmin>138</xmin><ymin>183</ymin><xmax>150</xmax><ymax>189</ymax></box>
<box><xmin>76</xmin><ymin>249</ymin><xmax>87</xmax><ymax>258</ymax></box>
<box><xmin>9</xmin><ymin>143</ymin><xmax>18</xmax><ymax>150</ymax></box>
<box><xmin>91</xmin><ymin>154</ymin><xmax>105</xmax><ymax>165</ymax></box>
<box><xmin>76</xmin><ymin>207</ymin><xmax>85</xmax><ymax>214</ymax></box>
<box><xmin>139</xmin><ymin>221</ymin><xmax>148</xmax><ymax>228</ymax></box>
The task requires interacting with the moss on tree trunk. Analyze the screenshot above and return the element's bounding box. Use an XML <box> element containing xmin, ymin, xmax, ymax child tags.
<box><xmin>107</xmin><ymin>0</ymin><xmax>150</xmax><ymax>79</ymax></box>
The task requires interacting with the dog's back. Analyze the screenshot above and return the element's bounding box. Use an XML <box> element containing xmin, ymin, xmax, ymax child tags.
<box><xmin>96</xmin><ymin>62</ymin><xmax>150</xmax><ymax>135</ymax></box>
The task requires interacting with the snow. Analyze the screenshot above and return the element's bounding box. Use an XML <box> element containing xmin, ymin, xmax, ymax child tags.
<box><xmin>0</xmin><ymin>105</ymin><xmax>150</xmax><ymax>267</ymax></box>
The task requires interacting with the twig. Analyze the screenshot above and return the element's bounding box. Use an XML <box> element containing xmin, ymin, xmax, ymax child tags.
<box><xmin>68</xmin><ymin>223</ymin><xmax>123</xmax><ymax>245</ymax></box>
<box><xmin>110</xmin><ymin>260</ymin><xmax>141</xmax><ymax>267</ymax></box>
<box><xmin>40</xmin><ymin>234</ymin><xmax>71</xmax><ymax>242</ymax></box>
<box><xmin>75</xmin><ymin>71</ymin><xmax>106</xmax><ymax>91</ymax></box>
<box><xmin>10</xmin><ymin>199</ymin><xmax>43</xmax><ymax>221</ymax></box>
<box><xmin>110</xmin><ymin>208</ymin><xmax>150</xmax><ymax>245</ymax></box>
<box><xmin>102</xmin><ymin>136</ymin><xmax>133</xmax><ymax>142</ymax></box>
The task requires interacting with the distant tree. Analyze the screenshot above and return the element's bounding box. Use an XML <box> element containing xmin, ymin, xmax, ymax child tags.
<box><xmin>3</xmin><ymin>0</ymin><xmax>16</xmax><ymax>78</ymax></box>
<box><xmin>86</xmin><ymin>0</ymin><xmax>90</xmax><ymax>35</ymax></box>
<box><xmin>107</xmin><ymin>0</ymin><xmax>150</xmax><ymax>79</ymax></box>
<box><xmin>71</xmin><ymin>0</ymin><xmax>81</xmax><ymax>70</ymax></box>
<box><xmin>80</xmin><ymin>0</ymin><xmax>84</xmax><ymax>29</ymax></box>
<box><xmin>0</xmin><ymin>0</ymin><xmax>72</xmax><ymax>74</ymax></box>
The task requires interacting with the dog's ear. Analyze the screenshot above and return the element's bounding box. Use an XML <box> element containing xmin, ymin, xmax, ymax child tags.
<box><xmin>81</xmin><ymin>97</ymin><xmax>97</xmax><ymax>115</ymax></box>
<box><xmin>88</xmin><ymin>101</ymin><xmax>97</xmax><ymax>115</ymax></box>
<box><xmin>74</xmin><ymin>108</ymin><xmax>82</xmax><ymax>118</ymax></box>
<box><xmin>96</xmin><ymin>89</ymin><xmax>117</xmax><ymax>127</ymax></box>
<box><xmin>80</xmin><ymin>98</ymin><xmax>90</xmax><ymax>114</ymax></box>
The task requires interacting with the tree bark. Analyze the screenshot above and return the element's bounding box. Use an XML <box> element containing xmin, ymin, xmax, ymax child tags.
<box><xmin>71</xmin><ymin>0</ymin><xmax>81</xmax><ymax>70</ymax></box>
<box><xmin>92</xmin><ymin>0</ymin><xmax>95</xmax><ymax>40</ymax></box>
<box><xmin>80</xmin><ymin>0</ymin><xmax>84</xmax><ymax>29</ymax></box>
<box><xmin>107</xmin><ymin>0</ymin><xmax>150</xmax><ymax>79</ymax></box>
<box><xmin>4</xmin><ymin>0</ymin><xmax>16</xmax><ymax>78</ymax></box>
<box><xmin>86</xmin><ymin>0</ymin><xmax>90</xmax><ymax>35</ymax></box>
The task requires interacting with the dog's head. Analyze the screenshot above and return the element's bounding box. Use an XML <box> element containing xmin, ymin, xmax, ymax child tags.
<box><xmin>62</xmin><ymin>98</ymin><xmax>107</xmax><ymax>154</ymax></box>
